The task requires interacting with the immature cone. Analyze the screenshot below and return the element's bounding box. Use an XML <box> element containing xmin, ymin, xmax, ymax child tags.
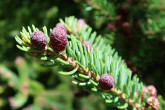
<box><xmin>107</xmin><ymin>23</ymin><xmax>115</xmax><ymax>30</ymax></box>
<box><xmin>50</xmin><ymin>26</ymin><xmax>68</xmax><ymax>52</ymax></box>
<box><xmin>56</xmin><ymin>23</ymin><xmax>67</xmax><ymax>33</ymax></box>
<box><xmin>82</xmin><ymin>41</ymin><xmax>93</xmax><ymax>49</ymax></box>
<box><xmin>137</xmin><ymin>20</ymin><xmax>142</xmax><ymax>27</ymax></box>
<box><xmin>77</xmin><ymin>19</ymin><xmax>86</xmax><ymax>27</ymax></box>
<box><xmin>99</xmin><ymin>74</ymin><xmax>115</xmax><ymax>90</ymax></box>
<box><xmin>147</xmin><ymin>96</ymin><xmax>160</xmax><ymax>109</ymax></box>
<box><xmin>122</xmin><ymin>22</ymin><xmax>130</xmax><ymax>28</ymax></box>
<box><xmin>76</xmin><ymin>19</ymin><xmax>86</xmax><ymax>32</ymax></box>
<box><xmin>147</xmin><ymin>85</ymin><xmax>157</xmax><ymax>97</ymax></box>
<box><xmin>30</xmin><ymin>31</ymin><xmax>47</xmax><ymax>49</ymax></box>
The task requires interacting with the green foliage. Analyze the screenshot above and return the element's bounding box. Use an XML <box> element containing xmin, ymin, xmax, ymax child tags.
<box><xmin>158</xmin><ymin>95</ymin><xmax>165</xmax><ymax>110</ymax></box>
<box><xmin>0</xmin><ymin>0</ymin><xmax>165</xmax><ymax>110</ymax></box>
<box><xmin>15</xmin><ymin>16</ymin><xmax>153</xmax><ymax>109</ymax></box>
<box><xmin>83</xmin><ymin>0</ymin><xmax>165</xmax><ymax>89</ymax></box>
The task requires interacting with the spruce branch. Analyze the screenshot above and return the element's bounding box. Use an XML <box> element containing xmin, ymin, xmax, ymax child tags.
<box><xmin>84</xmin><ymin>0</ymin><xmax>165</xmax><ymax>39</ymax></box>
<box><xmin>85</xmin><ymin>0</ymin><xmax>117</xmax><ymax>20</ymax></box>
<box><xmin>158</xmin><ymin>95</ymin><xmax>165</xmax><ymax>110</ymax></box>
<box><xmin>15</xmin><ymin>16</ymin><xmax>160</xmax><ymax>110</ymax></box>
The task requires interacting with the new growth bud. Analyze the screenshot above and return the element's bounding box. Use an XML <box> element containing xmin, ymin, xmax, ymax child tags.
<box><xmin>122</xmin><ymin>22</ymin><xmax>130</xmax><ymax>28</ymax></box>
<box><xmin>50</xmin><ymin>26</ymin><xmax>68</xmax><ymax>52</ymax></box>
<box><xmin>99</xmin><ymin>74</ymin><xmax>115</xmax><ymax>90</ymax></box>
<box><xmin>76</xmin><ymin>19</ymin><xmax>86</xmax><ymax>32</ymax></box>
<box><xmin>147</xmin><ymin>85</ymin><xmax>157</xmax><ymax>97</ymax></box>
<box><xmin>82</xmin><ymin>41</ymin><xmax>93</xmax><ymax>49</ymax></box>
<box><xmin>107</xmin><ymin>24</ymin><xmax>115</xmax><ymax>30</ymax></box>
<box><xmin>56</xmin><ymin>23</ymin><xmax>67</xmax><ymax>33</ymax></box>
<box><xmin>30</xmin><ymin>31</ymin><xmax>47</xmax><ymax>49</ymax></box>
<box><xmin>77</xmin><ymin>19</ymin><xmax>86</xmax><ymax>27</ymax></box>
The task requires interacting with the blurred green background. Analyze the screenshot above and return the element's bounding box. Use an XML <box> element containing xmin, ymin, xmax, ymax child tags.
<box><xmin>0</xmin><ymin>0</ymin><xmax>165</xmax><ymax>110</ymax></box>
